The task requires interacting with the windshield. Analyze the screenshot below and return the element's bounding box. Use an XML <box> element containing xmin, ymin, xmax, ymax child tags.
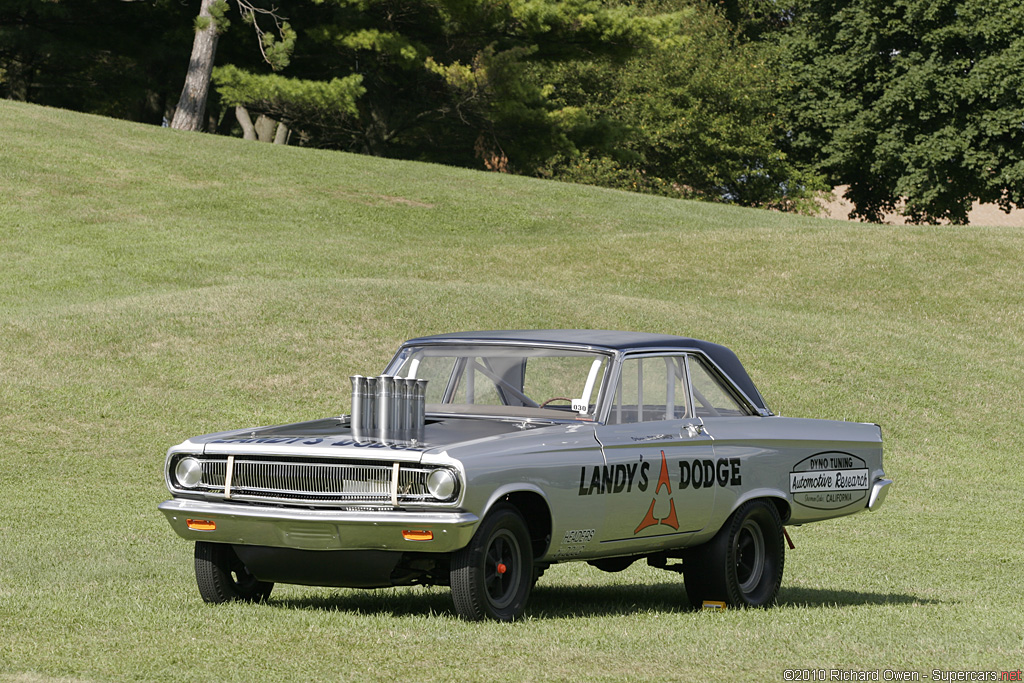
<box><xmin>386</xmin><ymin>344</ymin><xmax>611</xmax><ymax>420</ymax></box>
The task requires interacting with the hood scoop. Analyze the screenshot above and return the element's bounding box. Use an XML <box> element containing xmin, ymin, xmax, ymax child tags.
<box><xmin>350</xmin><ymin>375</ymin><xmax>428</xmax><ymax>445</ymax></box>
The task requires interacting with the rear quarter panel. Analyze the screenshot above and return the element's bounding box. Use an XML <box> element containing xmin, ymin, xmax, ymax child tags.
<box><xmin>700</xmin><ymin>416</ymin><xmax>884</xmax><ymax>534</ymax></box>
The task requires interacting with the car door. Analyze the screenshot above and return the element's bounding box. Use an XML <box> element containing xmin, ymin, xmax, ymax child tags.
<box><xmin>684</xmin><ymin>354</ymin><xmax>762</xmax><ymax>527</ymax></box>
<box><xmin>591</xmin><ymin>353</ymin><xmax>716</xmax><ymax>555</ymax></box>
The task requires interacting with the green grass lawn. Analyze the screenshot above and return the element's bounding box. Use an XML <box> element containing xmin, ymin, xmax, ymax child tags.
<box><xmin>2</xmin><ymin>99</ymin><xmax>1023</xmax><ymax>682</ymax></box>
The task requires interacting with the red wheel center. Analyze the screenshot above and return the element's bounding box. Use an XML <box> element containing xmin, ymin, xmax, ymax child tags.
<box><xmin>496</xmin><ymin>562</ymin><xmax>507</xmax><ymax>574</ymax></box>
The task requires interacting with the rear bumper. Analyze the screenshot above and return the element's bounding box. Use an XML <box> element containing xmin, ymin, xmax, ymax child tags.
<box><xmin>158</xmin><ymin>498</ymin><xmax>480</xmax><ymax>552</ymax></box>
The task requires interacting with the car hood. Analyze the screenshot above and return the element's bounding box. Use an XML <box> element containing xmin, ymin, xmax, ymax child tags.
<box><xmin>184</xmin><ymin>416</ymin><xmax>557</xmax><ymax>462</ymax></box>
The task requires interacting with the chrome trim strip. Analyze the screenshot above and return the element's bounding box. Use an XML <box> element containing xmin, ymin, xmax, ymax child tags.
<box><xmin>388</xmin><ymin>338</ymin><xmax>620</xmax><ymax>354</ymax></box>
<box><xmin>598</xmin><ymin>349</ymin><xmax>767</xmax><ymax>423</ymax></box>
<box><xmin>390</xmin><ymin>462</ymin><xmax>399</xmax><ymax>508</ymax></box>
<box><xmin>224</xmin><ymin>455</ymin><xmax>234</xmax><ymax>499</ymax></box>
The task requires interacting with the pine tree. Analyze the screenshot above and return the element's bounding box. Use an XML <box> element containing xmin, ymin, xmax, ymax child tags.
<box><xmin>170</xmin><ymin>0</ymin><xmax>294</xmax><ymax>132</ymax></box>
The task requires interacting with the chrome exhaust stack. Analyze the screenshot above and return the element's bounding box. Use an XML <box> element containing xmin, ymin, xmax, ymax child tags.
<box><xmin>350</xmin><ymin>375</ymin><xmax>367</xmax><ymax>441</ymax></box>
<box><xmin>394</xmin><ymin>377</ymin><xmax>411</xmax><ymax>442</ymax></box>
<box><xmin>377</xmin><ymin>375</ymin><xmax>395</xmax><ymax>442</ymax></box>
<box><xmin>350</xmin><ymin>374</ymin><xmax>427</xmax><ymax>444</ymax></box>
<box><xmin>410</xmin><ymin>378</ymin><xmax>427</xmax><ymax>443</ymax></box>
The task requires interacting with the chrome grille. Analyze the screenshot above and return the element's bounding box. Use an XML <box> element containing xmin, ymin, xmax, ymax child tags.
<box><xmin>182</xmin><ymin>457</ymin><xmax>436</xmax><ymax>506</ymax></box>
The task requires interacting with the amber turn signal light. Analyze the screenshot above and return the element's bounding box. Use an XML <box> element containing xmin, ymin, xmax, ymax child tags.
<box><xmin>402</xmin><ymin>529</ymin><xmax>433</xmax><ymax>541</ymax></box>
<box><xmin>186</xmin><ymin>518</ymin><xmax>216</xmax><ymax>531</ymax></box>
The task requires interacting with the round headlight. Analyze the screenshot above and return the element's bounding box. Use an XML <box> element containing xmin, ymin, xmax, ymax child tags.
<box><xmin>426</xmin><ymin>469</ymin><xmax>457</xmax><ymax>500</ymax></box>
<box><xmin>175</xmin><ymin>457</ymin><xmax>203</xmax><ymax>489</ymax></box>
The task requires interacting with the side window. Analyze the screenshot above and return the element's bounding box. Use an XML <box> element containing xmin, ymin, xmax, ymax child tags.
<box><xmin>610</xmin><ymin>356</ymin><xmax>690</xmax><ymax>424</ymax></box>
<box><xmin>687</xmin><ymin>356</ymin><xmax>750</xmax><ymax>417</ymax></box>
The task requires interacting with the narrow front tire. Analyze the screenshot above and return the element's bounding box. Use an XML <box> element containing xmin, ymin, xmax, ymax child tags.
<box><xmin>194</xmin><ymin>541</ymin><xmax>274</xmax><ymax>604</ymax></box>
<box><xmin>450</xmin><ymin>504</ymin><xmax>533</xmax><ymax>621</ymax></box>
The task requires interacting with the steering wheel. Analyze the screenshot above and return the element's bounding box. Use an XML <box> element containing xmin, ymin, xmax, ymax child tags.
<box><xmin>539</xmin><ymin>397</ymin><xmax>573</xmax><ymax>408</ymax></box>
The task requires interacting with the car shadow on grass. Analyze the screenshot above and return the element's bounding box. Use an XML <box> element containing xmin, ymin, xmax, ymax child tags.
<box><xmin>270</xmin><ymin>582</ymin><xmax>694</xmax><ymax>619</ymax></box>
<box><xmin>777</xmin><ymin>586</ymin><xmax>940</xmax><ymax>608</ymax></box>
<box><xmin>271</xmin><ymin>587</ymin><xmax>457</xmax><ymax>618</ymax></box>
<box><xmin>269</xmin><ymin>582</ymin><xmax>935</xmax><ymax>619</ymax></box>
<box><xmin>529</xmin><ymin>583</ymin><xmax>937</xmax><ymax>617</ymax></box>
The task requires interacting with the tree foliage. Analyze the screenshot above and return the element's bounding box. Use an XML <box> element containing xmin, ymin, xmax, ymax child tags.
<box><xmin>781</xmin><ymin>0</ymin><xmax>1024</xmax><ymax>223</ymax></box>
<box><xmin>209</xmin><ymin>0</ymin><xmax>670</xmax><ymax>167</ymax></box>
<box><xmin>538</xmin><ymin>1</ymin><xmax>824</xmax><ymax>210</ymax></box>
<box><xmin>214</xmin><ymin>64</ymin><xmax>365</xmax><ymax>144</ymax></box>
<box><xmin>208</xmin><ymin>0</ymin><xmax>820</xmax><ymax>209</ymax></box>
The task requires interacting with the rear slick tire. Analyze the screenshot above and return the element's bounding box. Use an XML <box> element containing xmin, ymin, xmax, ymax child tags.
<box><xmin>194</xmin><ymin>541</ymin><xmax>274</xmax><ymax>604</ymax></box>
<box><xmin>450</xmin><ymin>504</ymin><xmax>533</xmax><ymax>621</ymax></box>
<box><xmin>683</xmin><ymin>499</ymin><xmax>784</xmax><ymax>609</ymax></box>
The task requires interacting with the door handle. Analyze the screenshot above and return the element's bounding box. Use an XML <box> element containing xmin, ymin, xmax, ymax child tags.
<box><xmin>682</xmin><ymin>423</ymin><xmax>706</xmax><ymax>438</ymax></box>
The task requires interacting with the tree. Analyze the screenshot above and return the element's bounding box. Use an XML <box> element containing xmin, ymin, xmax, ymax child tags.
<box><xmin>208</xmin><ymin>0</ymin><xmax>666</xmax><ymax>166</ymax></box>
<box><xmin>213</xmin><ymin>64</ymin><xmax>365</xmax><ymax>144</ymax></box>
<box><xmin>536</xmin><ymin>0</ymin><xmax>824</xmax><ymax>211</ymax></box>
<box><xmin>207</xmin><ymin>0</ymin><xmax>821</xmax><ymax>209</ymax></box>
<box><xmin>716</xmin><ymin>0</ymin><xmax>795</xmax><ymax>40</ymax></box>
<box><xmin>171</xmin><ymin>0</ymin><xmax>226</xmax><ymax>130</ymax></box>
<box><xmin>170</xmin><ymin>0</ymin><xmax>295</xmax><ymax>131</ymax></box>
<box><xmin>781</xmin><ymin>0</ymin><xmax>1024</xmax><ymax>224</ymax></box>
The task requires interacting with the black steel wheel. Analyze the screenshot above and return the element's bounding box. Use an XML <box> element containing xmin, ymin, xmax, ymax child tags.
<box><xmin>450</xmin><ymin>504</ymin><xmax>533</xmax><ymax>621</ymax></box>
<box><xmin>683</xmin><ymin>499</ymin><xmax>784</xmax><ymax>608</ymax></box>
<box><xmin>194</xmin><ymin>541</ymin><xmax>274</xmax><ymax>604</ymax></box>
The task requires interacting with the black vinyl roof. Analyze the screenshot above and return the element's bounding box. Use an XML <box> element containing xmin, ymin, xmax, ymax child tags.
<box><xmin>402</xmin><ymin>330</ymin><xmax>768</xmax><ymax>412</ymax></box>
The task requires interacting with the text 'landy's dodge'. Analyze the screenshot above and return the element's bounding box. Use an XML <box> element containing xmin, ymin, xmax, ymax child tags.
<box><xmin>159</xmin><ymin>330</ymin><xmax>891</xmax><ymax>620</ymax></box>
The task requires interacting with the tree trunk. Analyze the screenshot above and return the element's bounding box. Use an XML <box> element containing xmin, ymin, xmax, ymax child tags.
<box><xmin>170</xmin><ymin>0</ymin><xmax>221</xmax><ymax>131</ymax></box>
<box><xmin>254</xmin><ymin>114</ymin><xmax>277</xmax><ymax>142</ymax></box>
<box><xmin>235</xmin><ymin>106</ymin><xmax>257</xmax><ymax>140</ymax></box>
<box><xmin>273</xmin><ymin>121</ymin><xmax>289</xmax><ymax>145</ymax></box>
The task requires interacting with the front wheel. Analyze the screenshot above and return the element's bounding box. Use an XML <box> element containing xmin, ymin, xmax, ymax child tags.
<box><xmin>194</xmin><ymin>541</ymin><xmax>274</xmax><ymax>604</ymax></box>
<box><xmin>683</xmin><ymin>499</ymin><xmax>784</xmax><ymax>608</ymax></box>
<box><xmin>450</xmin><ymin>504</ymin><xmax>533</xmax><ymax>621</ymax></box>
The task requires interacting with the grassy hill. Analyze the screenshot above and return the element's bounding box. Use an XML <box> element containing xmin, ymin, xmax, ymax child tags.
<box><xmin>2</xmin><ymin>99</ymin><xmax>1023</xmax><ymax>682</ymax></box>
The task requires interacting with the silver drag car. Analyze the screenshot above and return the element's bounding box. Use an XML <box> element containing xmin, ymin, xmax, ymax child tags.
<box><xmin>159</xmin><ymin>330</ymin><xmax>891</xmax><ymax>620</ymax></box>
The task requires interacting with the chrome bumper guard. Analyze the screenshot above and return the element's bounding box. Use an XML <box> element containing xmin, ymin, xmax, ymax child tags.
<box><xmin>158</xmin><ymin>499</ymin><xmax>479</xmax><ymax>552</ymax></box>
<box><xmin>867</xmin><ymin>477</ymin><xmax>893</xmax><ymax>511</ymax></box>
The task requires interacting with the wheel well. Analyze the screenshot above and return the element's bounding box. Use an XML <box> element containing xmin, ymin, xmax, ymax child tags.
<box><xmin>500</xmin><ymin>491</ymin><xmax>552</xmax><ymax>559</ymax></box>
<box><xmin>730</xmin><ymin>495</ymin><xmax>791</xmax><ymax>526</ymax></box>
<box><xmin>767</xmin><ymin>496</ymin><xmax>791</xmax><ymax>524</ymax></box>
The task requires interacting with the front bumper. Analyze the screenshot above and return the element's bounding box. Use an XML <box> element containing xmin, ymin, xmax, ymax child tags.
<box><xmin>158</xmin><ymin>499</ymin><xmax>480</xmax><ymax>552</ymax></box>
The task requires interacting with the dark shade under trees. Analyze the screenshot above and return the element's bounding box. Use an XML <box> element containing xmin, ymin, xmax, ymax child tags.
<box><xmin>0</xmin><ymin>0</ymin><xmax>194</xmax><ymax>124</ymax></box>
